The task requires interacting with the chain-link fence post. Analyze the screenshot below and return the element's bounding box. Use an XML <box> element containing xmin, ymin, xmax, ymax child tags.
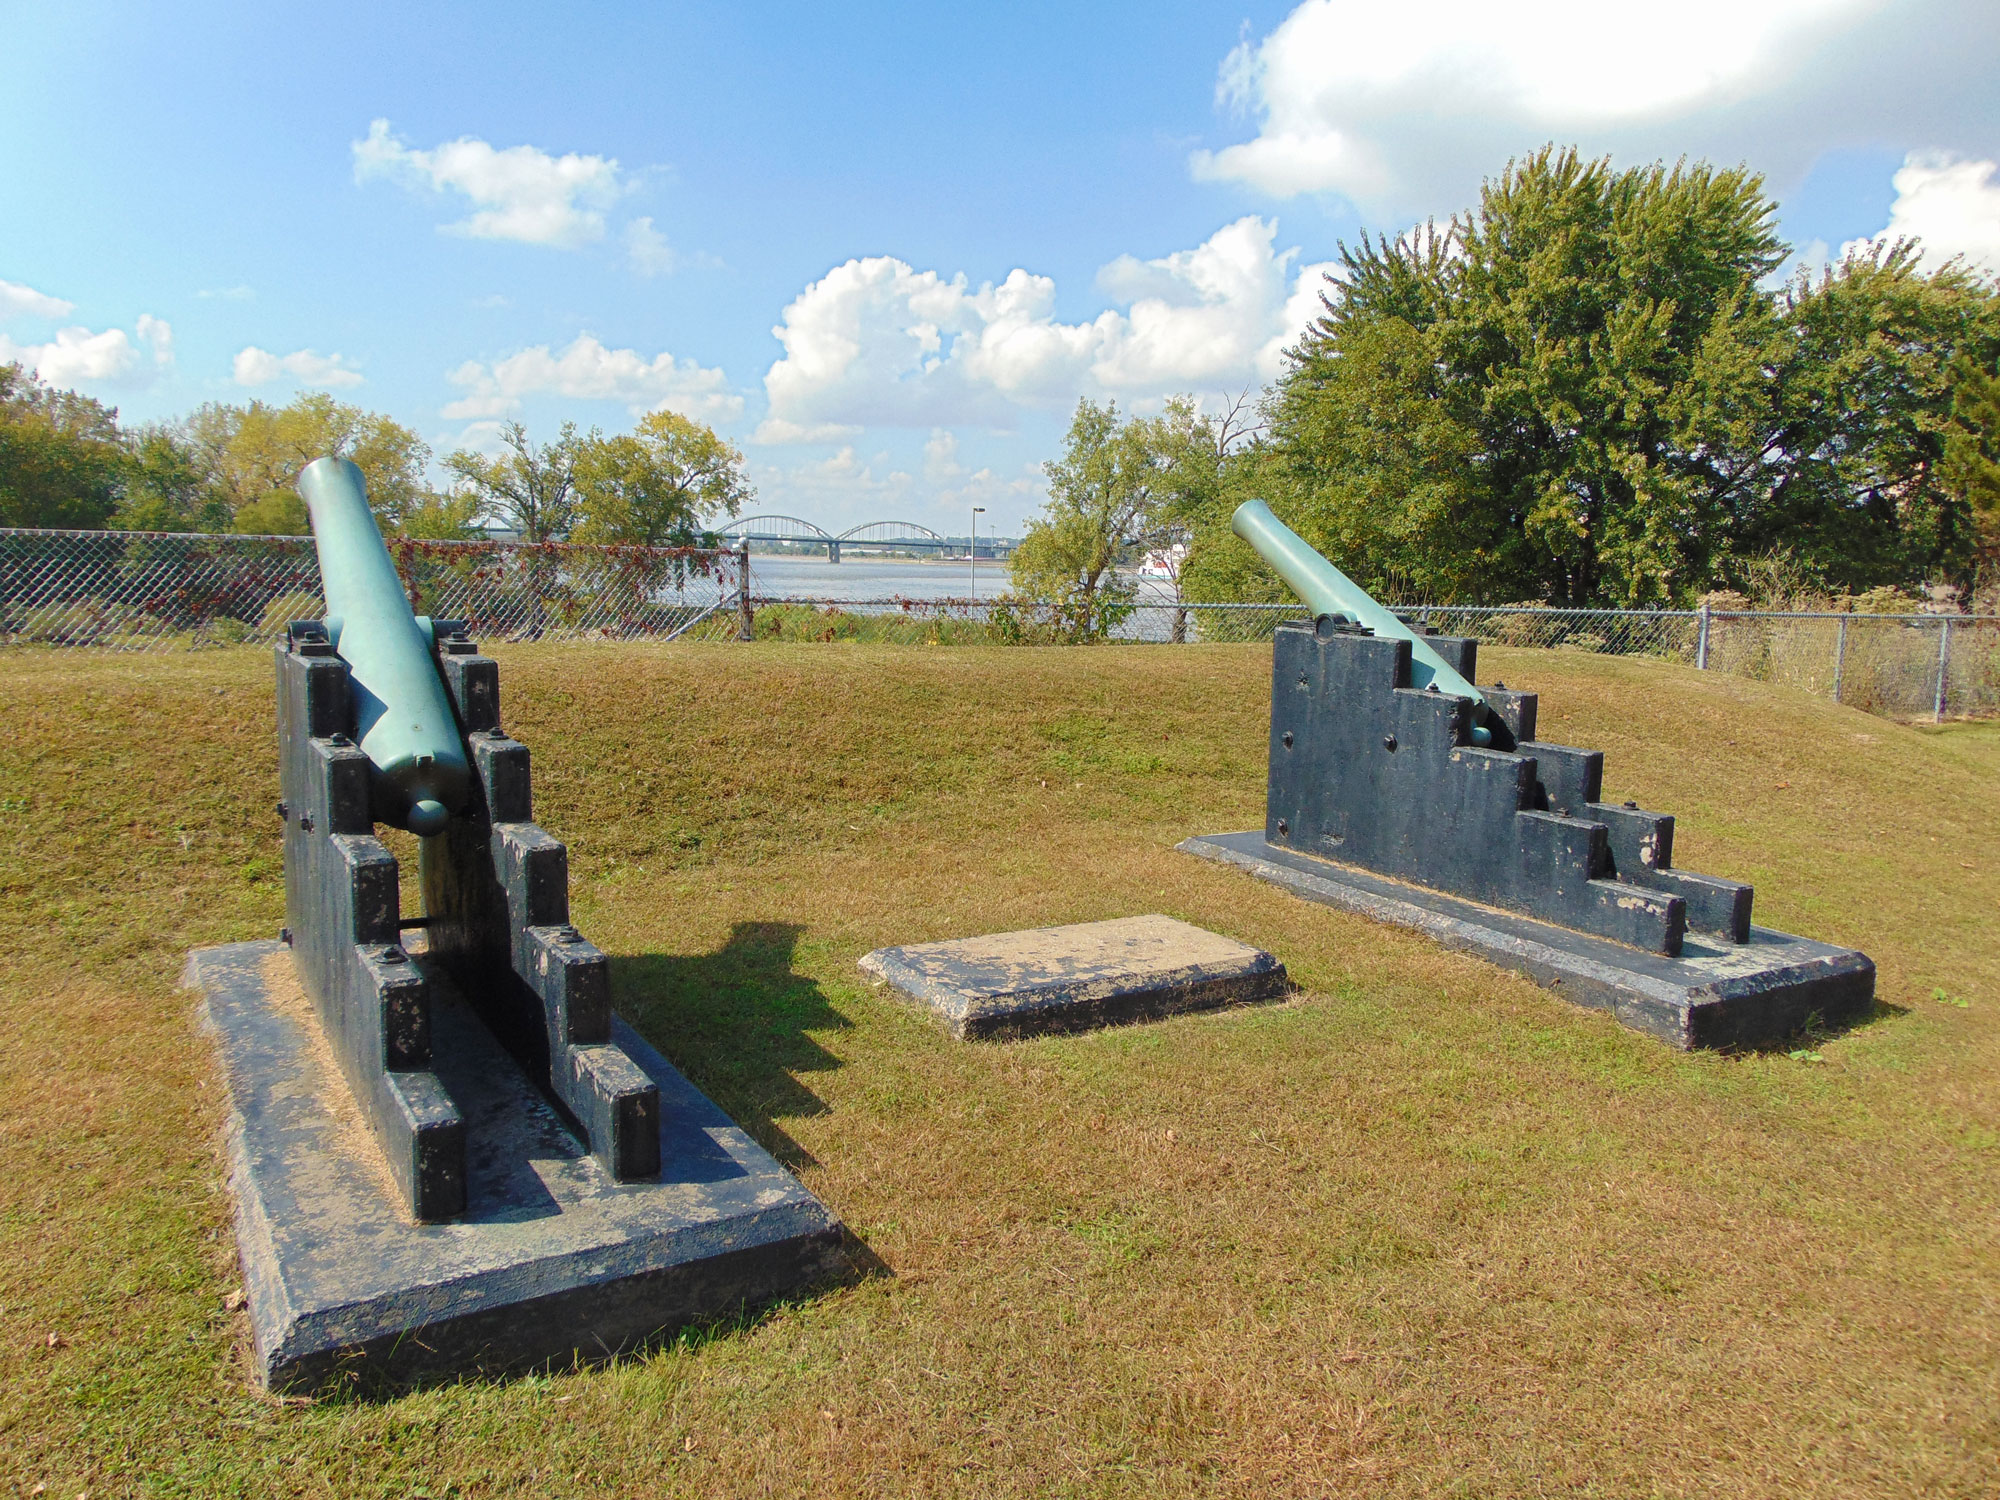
<box><xmin>1696</xmin><ymin>601</ymin><xmax>1710</xmax><ymax>670</ymax></box>
<box><xmin>1833</xmin><ymin>614</ymin><xmax>1848</xmax><ymax>704</ymax></box>
<box><xmin>736</xmin><ymin>539</ymin><xmax>754</xmax><ymax>642</ymax></box>
<box><xmin>1934</xmin><ymin>616</ymin><xmax>1952</xmax><ymax>722</ymax></box>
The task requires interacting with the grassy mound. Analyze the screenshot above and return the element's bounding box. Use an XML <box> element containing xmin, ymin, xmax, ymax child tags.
<box><xmin>1</xmin><ymin>643</ymin><xmax>1995</xmax><ymax>1497</ymax></box>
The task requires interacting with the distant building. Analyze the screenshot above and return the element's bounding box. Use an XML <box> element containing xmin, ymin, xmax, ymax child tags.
<box><xmin>1139</xmin><ymin>541</ymin><xmax>1187</xmax><ymax>581</ymax></box>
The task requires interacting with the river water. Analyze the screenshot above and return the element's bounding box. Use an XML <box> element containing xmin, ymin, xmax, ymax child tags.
<box><xmin>744</xmin><ymin>553</ymin><xmax>1012</xmax><ymax>600</ymax></box>
<box><xmin>743</xmin><ymin>553</ymin><xmax>1184</xmax><ymax>604</ymax></box>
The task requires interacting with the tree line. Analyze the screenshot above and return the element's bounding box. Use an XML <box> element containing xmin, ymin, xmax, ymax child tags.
<box><xmin>0</xmin><ymin>375</ymin><xmax>751</xmax><ymax>547</ymax></box>
<box><xmin>11</xmin><ymin>145</ymin><xmax>1997</xmax><ymax>611</ymax></box>
<box><xmin>1015</xmin><ymin>147</ymin><xmax>2000</xmax><ymax>622</ymax></box>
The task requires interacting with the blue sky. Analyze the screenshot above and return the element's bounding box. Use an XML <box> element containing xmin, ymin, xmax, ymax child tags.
<box><xmin>3</xmin><ymin>0</ymin><xmax>1998</xmax><ymax>534</ymax></box>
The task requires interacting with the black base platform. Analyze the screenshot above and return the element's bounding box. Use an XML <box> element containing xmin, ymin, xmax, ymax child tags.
<box><xmin>188</xmin><ymin>941</ymin><xmax>848</xmax><ymax>1391</ymax></box>
<box><xmin>1179</xmin><ymin>832</ymin><xmax>1874</xmax><ymax>1049</ymax></box>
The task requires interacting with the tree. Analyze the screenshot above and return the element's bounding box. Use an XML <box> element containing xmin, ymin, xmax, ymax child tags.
<box><xmin>573</xmin><ymin>410</ymin><xmax>751</xmax><ymax>546</ymax></box>
<box><xmin>1752</xmin><ymin>252</ymin><xmax>2000</xmax><ymax>591</ymax></box>
<box><xmin>443</xmin><ymin>421</ymin><xmax>584</xmax><ymax>542</ymax></box>
<box><xmin>112</xmin><ymin>425</ymin><xmax>232</xmax><ymax>532</ymax></box>
<box><xmin>0</xmin><ymin>363</ymin><xmax>126</xmax><ymax>529</ymax></box>
<box><xmin>1251</xmin><ymin>148</ymin><xmax>2000</xmax><ymax>608</ymax></box>
<box><xmin>1135</xmin><ymin>390</ymin><xmax>1282</xmax><ymax>619</ymax></box>
<box><xmin>1011</xmin><ymin>400</ymin><xmax>1163</xmax><ymax>638</ymax></box>
<box><xmin>1266</xmin><ymin>149</ymin><xmax>1791</xmax><ymax>607</ymax></box>
<box><xmin>394</xmin><ymin>490</ymin><xmax>484</xmax><ymax>541</ymax></box>
<box><xmin>178</xmin><ymin>393</ymin><xmax>438</xmax><ymax>535</ymax></box>
<box><xmin>1944</xmin><ymin>354</ymin><xmax>2000</xmax><ymax>551</ymax></box>
<box><xmin>1013</xmin><ymin>396</ymin><xmax>1268</xmax><ymax>639</ymax></box>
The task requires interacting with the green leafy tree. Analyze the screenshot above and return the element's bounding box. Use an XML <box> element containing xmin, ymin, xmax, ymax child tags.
<box><xmin>1266</xmin><ymin>148</ymin><xmax>1790</xmax><ymax>607</ymax></box>
<box><xmin>0</xmin><ymin>363</ymin><xmax>127</xmax><ymax>528</ymax></box>
<box><xmin>112</xmin><ymin>426</ymin><xmax>231</xmax><ymax>532</ymax></box>
<box><xmin>178</xmin><ymin>392</ymin><xmax>438</xmax><ymax>535</ymax></box>
<box><xmin>1009</xmin><ymin>399</ymin><xmax>1177</xmax><ymax>639</ymax></box>
<box><xmin>441</xmin><ymin>420</ymin><xmax>588</xmax><ymax>637</ymax></box>
<box><xmin>443</xmin><ymin>421</ymin><xmax>584</xmax><ymax>543</ymax></box>
<box><xmin>573</xmin><ymin>410</ymin><xmax>751</xmax><ymax>546</ymax></box>
<box><xmin>1014</xmin><ymin>395</ymin><xmax>1269</xmax><ymax>639</ymax></box>
<box><xmin>1133</xmin><ymin>394</ymin><xmax>1255</xmax><ymax>550</ymax></box>
<box><xmin>1944</xmin><ymin>354</ymin><xmax>2000</xmax><ymax>548</ymax></box>
<box><xmin>1252</xmin><ymin>148</ymin><xmax>2000</xmax><ymax>607</ymax></box>
<box><xmin>393</xmin><ymin>490</ymin><xmax>484</xmax><ymax>541</ymax></box>
<box><xmin>1752</xmin><ymin>246</ymin><xmax>2000</xmax><ymax>594</ymax></box>
<box><xmin>1141</xmin><ymin>391</ymin><xmax>1291</xmax><ymax>610</ymax></box>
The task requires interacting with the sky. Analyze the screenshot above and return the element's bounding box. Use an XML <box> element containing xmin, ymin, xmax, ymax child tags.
<box><xmin>3</xmin><ymin>0</ymin><xmax>1998</xmax><ymax>536</ymax></box>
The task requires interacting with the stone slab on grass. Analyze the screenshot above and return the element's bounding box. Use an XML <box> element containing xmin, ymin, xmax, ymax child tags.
<box><xmin>188</xmin><ymin>941</ymin><xmax>847</xmax><ymax>1392</ymax></box>
<box><xmin>859</xmin><ymin>914</ymin><xmax>1288</xmax><ymax>1039</ymax></box>
<box><xmin>1180</xmin><ymin>830</ymin><xmax>1875</xmax><ymax>1050</ymax></box>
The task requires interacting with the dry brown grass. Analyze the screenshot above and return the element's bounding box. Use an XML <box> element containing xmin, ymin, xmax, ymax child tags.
<box><xmin>0</xmin><ymin>641</ymin><xmax>1996</xmax><ymax>1498</ymax></box>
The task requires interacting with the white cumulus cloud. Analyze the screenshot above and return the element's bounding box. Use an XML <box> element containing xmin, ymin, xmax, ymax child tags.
<box><xmin>443</xmin><ymin>333</ymin><xmax>742</xmax><ymax>422</ymax></box>
<box><xmin>233</xmin><ymin>346</ymin><xmax>364</xmax><ymax>389</ymax></box>
<box><xmin>748</xmin><ymin>442</ymin><xmax>1046</xmax><ymax>533</ymax></box>
<box><xmin>923</xmin><ymin>429</ymin><xmax>965</xmax><ymax>483</ymax></box>
<box><xmin>353</xmin><ymin>119</ymin><xmax>627</xmax><ymax>248</ymax></box>
<box><xmin>135</xmin><ymin>314</ymin><xmax>172</xmax><ymax>368</ymax></box>
<box><xmin>625</xmin><ymin>217</ymin><xmax>677</xmax><ymax>276</ymax></box>
<box><xmin>0</xmin><ymin>278</ymin><xmax>75</xmax><ymax>320</ymax></box>
<box><xmin>0</xmin><ymin>308</ymin><xmax>171</xmax><ymax>387</ymax></box>
<box><xmin>1842</xmin><ymin>152</ymin><xmax>2000</xmax><ymax>276</ymax></box>
<box><xmin>758</xmin><ymin>216</ymin><xmax>1335</xmax><ymax>441</ymax></box>
<box><xmin>755</xmin><ymin>446</ymin><xmax>914</xmax><ymax>502</ymax></box>
<box><xmin>1193</xmin><ymin>0</ymin><xmax>1886</xmax><ymax>209</ymax></box>
<box><xmin>932</xmin><ymin>459</ymin><xmax>1042</xmax><ymax>519</ymax></box>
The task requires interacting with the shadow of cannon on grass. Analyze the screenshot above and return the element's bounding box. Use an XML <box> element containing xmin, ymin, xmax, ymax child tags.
<box><xmin>612</xmin><ymin>920</ymin><xmax>851</xmax><ymax>1172</ymax></box>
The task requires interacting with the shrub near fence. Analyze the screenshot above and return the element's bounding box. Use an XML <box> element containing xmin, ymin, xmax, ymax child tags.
<box><xmin>5</xmin><ymin>530</ymin><xmax>1996</xmax><ymax>721</ymax></box>
<box><xmin>743</xmin><ymin>597</ymin><xmax>1299</xmax><ymax>645</ymax></box>
<box><xmin>750</xmin><ymin>598</ymin><xmax>1004</xmax><ymax>646</ymax></box>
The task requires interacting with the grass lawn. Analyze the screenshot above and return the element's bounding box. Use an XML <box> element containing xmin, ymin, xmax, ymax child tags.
<box><xmin>1</xmin><ymin>641</ymin><xmax>1996</xmax><ymax>1498</ymax></box>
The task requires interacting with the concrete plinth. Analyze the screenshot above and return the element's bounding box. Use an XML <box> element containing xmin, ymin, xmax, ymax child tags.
<box><xmin>859</xmin><ymin>914</ymin><xmax>1288</xmax><ymax>1039</ymax></box>
<box><xmin>188</xmin><ymin>941</ymin><xmax>847</xmax><ymax>1391</ymax></box>
<box><xmin>1180</xmin><ymin>832</ymin><xmax>1874</xmax><ymax>1050</ymax></box>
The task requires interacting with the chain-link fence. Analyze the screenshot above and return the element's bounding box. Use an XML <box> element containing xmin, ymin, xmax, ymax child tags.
<box><xmin>729</xmin><ymin>592</ymin><xmax>2000</xmax><ymax>718</ymax></box>
<box><xmin>6</xmin><ymin>530</ymin><xmax>1996</xmax><ymax>720</ymax></box>
<box><xmin>1394</xmin><ymin>603</ymin><xmax>2000</xmax><ymax>721</ymax></box>
<box><xmin>0</xmin><ymin>528</ymin><xmax>745</xmax><ymax>649</ymax></box>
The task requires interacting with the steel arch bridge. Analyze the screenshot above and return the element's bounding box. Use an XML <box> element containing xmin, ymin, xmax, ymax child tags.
<box><xmin>717</xmin><ymin>515</ymin><xmax>1011</xmax><ymax>562</ymax></box>
<box><xmin>717</xmin><ymin>515</ymin><xmax>832</xmax><ymax>544</ymax></box>
<box><xmin>836</xmin><ymin>520</ymin><xmax>945</xmax><ymax>547</ymax></box>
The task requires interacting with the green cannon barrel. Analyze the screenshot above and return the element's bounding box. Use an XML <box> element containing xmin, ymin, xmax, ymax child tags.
<box><xmin>1232</xmin><ymin>497</ymin><xmax>1491</xmax><ymax>741</ymax></box>
<box><xmin>299</xmin><ymin>457</ymin><xmax>469</xmax><ymax>836</ymax></box>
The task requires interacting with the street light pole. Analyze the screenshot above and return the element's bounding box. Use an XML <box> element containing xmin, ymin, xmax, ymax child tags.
<box><xmin>970</xmin><ymin>506</ymin><xmax>985</xmax><ymax>598</ymax></box>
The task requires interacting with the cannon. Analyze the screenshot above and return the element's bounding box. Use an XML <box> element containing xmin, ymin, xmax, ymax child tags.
<box><xmin>1232</xmin><ymin>498</ymin><xmax>1494</xmax><ymax>745</ymax></box>
<box><xmin>191</xmin><ymin>457</ymin><xmax>844</xmax><ymax>1388</ymax></box>
<box><xmin>1181</xmin><ymin>500</ymin><xmax>1875</xmax><ymax>1049</ymax></box>
<box><xmin>296</xmin><ymin>459</ymin><xmax>468</xmax><ymax>835</ymax></box>
<box><xmin>276</xmin><ymin>458</ymin><xmax>659</xmax><ymax>1218</ymax></box>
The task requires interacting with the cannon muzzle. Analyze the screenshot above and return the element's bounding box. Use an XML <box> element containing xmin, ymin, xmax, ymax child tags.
<box><xmin>299</xmin><ymin>457</ymin><xmax>469</xmax><ymax>835</ymax></box>
<box><xmin>1231</xmin><ymin>497</ymin><xmax>1491</xmax><ymax>742</ymax></box>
